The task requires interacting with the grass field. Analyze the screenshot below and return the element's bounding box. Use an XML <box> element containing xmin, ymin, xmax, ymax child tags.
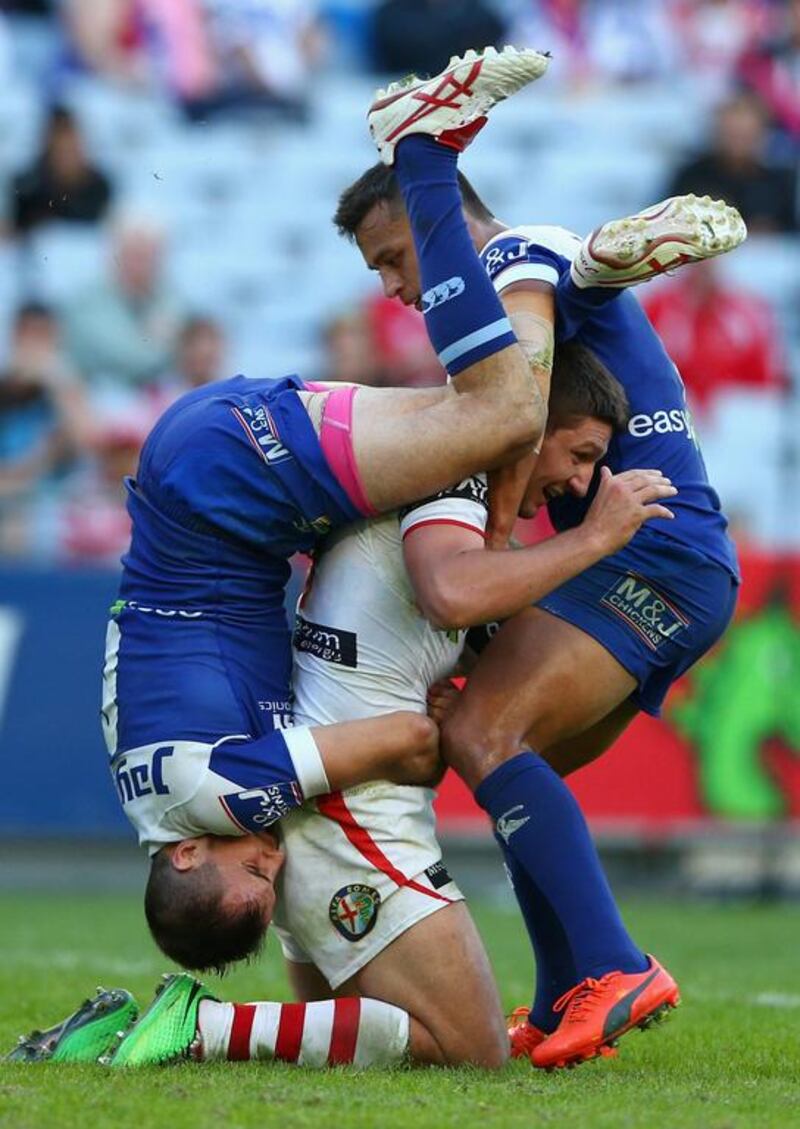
<box><xmin>0</xmin><ymin>893</ymin><xmax>798</xmax><ymax>1129</ymax></box>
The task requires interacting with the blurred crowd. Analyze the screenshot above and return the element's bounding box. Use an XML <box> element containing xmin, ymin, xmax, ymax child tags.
<box><xmin>0</xmin><ymin>0</ymin><xmax>798</xmax><ymax>562</ymax></box>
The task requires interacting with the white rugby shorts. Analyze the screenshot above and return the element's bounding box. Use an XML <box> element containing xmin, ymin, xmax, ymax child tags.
<box><xmin>272</xmin><ymin>781</ymin><xmax>463</xmax><ymax>989</ymax></box>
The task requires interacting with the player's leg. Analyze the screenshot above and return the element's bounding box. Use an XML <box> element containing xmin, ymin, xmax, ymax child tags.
<box><xmin>299</xmin><ymin>49</ymin><xmax>551</xmax><ymax>524</ymax></box>
<box><xmin>5</xmin><ymin>976</ymin><xmax>416</xmax><ymax>1069</ymax></box>
<box><xmin>286</xmin><ymin>939</ymin><xmax>489</xmax><ymax>1070</ymax></box>
<box><xmin>339</xmin><ymin>901</ymin><xmax>508</xmax><ymax>1068</ymax></box>
<box><xmin>272</xmin><ymin>771</ymin><xmax>507</xmax><ymax>1067</ymax></box>
<box><xmin>442</xmin><ymin>612</ymin><xmax>657</xmax><ymax>1052</ymax></box>
<box><xmin>540</xmin><ymin>698</ymin><xmax>640</xmax><ymax>777</ymax></box>
<box><xmin>443</xmin><ymin>608</ymin><xmax>637</xmax><ymax>791</ymax></box>
<box><xmin>286</xmin><ymin>910</ymin><xmax>509</xmax><ymax>1068</ymax></box>
<box><xmin>442</xmin><ymin>550</ymin><xmax>736</xmax><ymax>1065</ymax></box>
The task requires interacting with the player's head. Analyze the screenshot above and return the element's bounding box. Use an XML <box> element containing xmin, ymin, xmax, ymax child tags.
<box><xmin>518</xmin><ymin>343</ymin><xmax>630</xmax><ymax>517</ymax></box>
<box><xmin>334</xmin><ymin>162</ymin><xmax>494</xmax><ymax>306</ymax></box>
<box><xmin>145</xmin><ymin>832</ymin><xmax>284</xmax><ymax>974</ymax></box>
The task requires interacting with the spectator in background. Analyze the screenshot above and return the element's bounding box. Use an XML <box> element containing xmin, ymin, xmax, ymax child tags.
<box><xmin>371</xmin><ymin>0</ymin><xmax>505</xmax><ymax>77</ymax></box>
<box><xmin>147</xmin><ymin>314</ymin><xmax>226</xmax><ymax>413</ymax></box>
<box><xmin>50</xmin><ymin>400</ymin><xmax>150</xmax><ymax>564</ymax></box>
<box><xmin>672</xmin><ymin>0</ymin><xmax>768</xmax><ymax>103</ymax></box>
<box><xmin>136</xmin><ymin>0</ymin><xmax>217</xmax><ymax>106</ymax></box>
<box><xmin>63</xmin><ymin>0</ymin><xmax>217</xmax><ymax>101</ymax></box>
<box><xmin>184</xmin><ymin>0</ymin><xmax>325</xmax><ymax>122</ymax></box>
<box><xmin>61</xmin><ymin>212</ymin><xmax>183</xmax><ymax>387</ymax></box>
<box><xmin>665</xmin><ymin>90</ymin><xmax>798</xmax><ymax>232</ymax></box>
<box><xmin>0</xmin><ymin>302</ymin><xmax>87</xmax><ymax>553</ymax></box>
<box><xmin>510</xmin><ymin>0</ymin><xmax>678</xmax><ymax>88</ymax></box>
<box><xmin>322</xmin><ymin>308</ymin><xmax>382</xmax><ymax>386</ymax></box>
<box><xmin>8</xmin><ymin>105</ymin><xmax>113</xmax><ymax>236</ymax></box>
<box><xmin>738</xmin><ymin>0</ymin><xmax>800</xmax><ymax>155</ymax></box>
<box><xmin>642</xmin><ymin>259</ymin><xmax>787</xmax><ymax>415</ymax></box>
<box><xmin>61</xmin><ymin>0</ymin><xmax>149</xmax><ymax>85</ymax></box>
<box><xmin>363</xmin><ymin>294</ymin><xmax>443</xmax><ymax>387</ymax></box>
<box><xmin>580</xmin><ymin>0</ymin><xmax>678</xmax><ymax>85</ymax></box>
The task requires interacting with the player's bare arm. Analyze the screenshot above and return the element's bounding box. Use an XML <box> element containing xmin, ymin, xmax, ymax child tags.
<box><xmin>310</xmin><ymin>711</ymin><xmax>440</xmax><ymax>791</ymax></box>
<box><xmin>484</xmin><ymin>284</ymin><xmax>554</xmax><ymax>549</ymax></box>
<box><xmin>404</xmin><ymin>467</ymin><xmax>675</xmax><ymax>630</ymax></box>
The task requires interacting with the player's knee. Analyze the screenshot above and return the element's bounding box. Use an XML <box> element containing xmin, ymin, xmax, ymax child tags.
<box><xmin>145</xmin><ymin>850</ymin><xmax>268</xmax><ymax>974</ymax></box>
<box><xmin>441</xmin><ymin>713</ymin><xmax>521</xmax><ymax>793</ymax></box>
<box><xmin>436</xmin><ymin>1026</ymin><xmax>509</xmax><ymax>1069</ymax></box>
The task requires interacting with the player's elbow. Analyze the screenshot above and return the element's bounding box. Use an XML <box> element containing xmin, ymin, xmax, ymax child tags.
<box><xmin>402</xmin><ymin>710</ymin><xmax>438</xmax><ymax>753</ymax></box>
<box><xmin>416</xmin><ymin>576</ymin><xmax>472</xmax><ymax>632</ymax></box>
<box><xmin>388</xmin><ymin>713</ymin><xmax>443</xmax><ymax>786</ymax></box>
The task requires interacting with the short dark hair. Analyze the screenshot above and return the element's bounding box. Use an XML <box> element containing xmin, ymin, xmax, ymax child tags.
<box><xmin>145</xmin><ymin>850</ymin><xmax>267</xmax><ymax>975</ymax></box>
<box><xmin>333</xmin><ymin>162</ymin><xmax>494</xmax><ymax>239</ymax></box>
<box><xmin>547</xmin><ymin>342</ymin><xmax>629</xmax><ymax>434</ymax></box>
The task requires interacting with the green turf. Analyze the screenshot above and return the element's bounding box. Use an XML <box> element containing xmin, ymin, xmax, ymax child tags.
<box><xmin>1</xmin><ymin>894</ymin><xmax>798</xmax><ymax>1129</ymax></box>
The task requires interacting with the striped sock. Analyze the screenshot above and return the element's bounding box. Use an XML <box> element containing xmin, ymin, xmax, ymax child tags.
<box><xmin>198</xmin><ymin>997</ymin><xmax>409</xmax><ymax>1066</ymax></box>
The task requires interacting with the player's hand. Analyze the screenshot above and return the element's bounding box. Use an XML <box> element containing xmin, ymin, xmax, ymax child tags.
<box><xmin>486</xmin><ymin>449</ymin><xmax>538</xmax><ymax>550</ymax></box>
<box><xmin>426</xmin><ymin>678</ymin><xmax>462</xmax><ymax>725</ymax></box>
<box><xmin>583</xmin><ymin>466</ymin><xmax>676</xmax><ymax>555</ymax></box>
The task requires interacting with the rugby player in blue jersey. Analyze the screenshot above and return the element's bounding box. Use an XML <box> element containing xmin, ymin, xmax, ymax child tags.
<box><xmin>334</xmin><ymin>142</ymin><xmax>745</xmax><ymax>1065</ymax></box>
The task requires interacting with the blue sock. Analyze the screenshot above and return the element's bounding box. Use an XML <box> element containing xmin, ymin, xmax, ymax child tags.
<box><xmin>556</xmin><ymin>272</ymin><xmax>622</xmax><ymax>339</ymax></box>
<box><xmin>393</xmin><ymin>135</ymin><xmax>516</xmax><ymax>375</ymax></box>
<box><xmin>475</xmin><ymin>751</ymin><xmax>648</xmax><ymax>983</ymax></box>
<box><xmin>500</xmin><ymin>846</ymin><xmax>577</xmax><ymax>1033</ymax></box>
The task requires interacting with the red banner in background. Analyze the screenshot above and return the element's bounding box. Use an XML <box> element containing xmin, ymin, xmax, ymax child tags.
<box><xmin>434</xmin><ymin>546</ymin><xmax>800</xmax><ymax>833</ymax></box>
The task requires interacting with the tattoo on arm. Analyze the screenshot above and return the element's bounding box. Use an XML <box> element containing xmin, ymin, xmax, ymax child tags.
<box><xmin>510</xmin><ymin>311</ymin><xmax>554</xmax><ymax>376</ymax></box>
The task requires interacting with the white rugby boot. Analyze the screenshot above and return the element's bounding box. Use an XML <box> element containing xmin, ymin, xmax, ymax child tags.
<box><xmin>570</xmin><ymin>195</ymin><xmax>747</xmax><ymax>289</ymax></box>
<box><xmin>368</xmin><ymin>45</ymin><xmax>550</xmax><ymax>166</ymax></box>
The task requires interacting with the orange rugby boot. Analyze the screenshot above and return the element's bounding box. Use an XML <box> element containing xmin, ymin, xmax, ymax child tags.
<box><xmin>507</xmin><ymin>1006</ymin><xmax>547</xmax><ymax>1060</ymax></box>
<box><xmin>532</xmin><ymin>955</ymin><xmax>680</xmax><ymax>1070</ymax></box>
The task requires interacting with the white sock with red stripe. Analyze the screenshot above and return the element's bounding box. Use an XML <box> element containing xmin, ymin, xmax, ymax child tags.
<box><xmin>197</xmin><ymin>997</ymin><xmax>409</xmax><ymax>1066</ymax></box>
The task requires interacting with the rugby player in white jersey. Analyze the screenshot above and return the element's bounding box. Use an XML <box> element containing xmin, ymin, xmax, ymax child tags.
<box><xmin>271</xmin><ymin>340</ymin><xmax>671</xmax><ymax>1070</ymax></box>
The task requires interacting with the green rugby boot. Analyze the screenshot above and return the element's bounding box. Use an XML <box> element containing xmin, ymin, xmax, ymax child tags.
<box><xmin>6</xmin><ymin>988</ymin><xmax>139</xmax><ymax>1063</ymax></box>
<box><xmin>108</xmin><ymin>973</ymin><xmax>218</xmax><ymax>1066</ymax></box>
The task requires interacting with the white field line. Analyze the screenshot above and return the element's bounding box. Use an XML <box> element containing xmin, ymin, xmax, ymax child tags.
<box><xmin>0</xmin><ymin>949</ymin><xmax>161</xmax><ymax>976</ymax></box>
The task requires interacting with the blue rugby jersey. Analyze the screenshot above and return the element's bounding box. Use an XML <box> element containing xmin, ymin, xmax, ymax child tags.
<box><xmin>480</xmin><ymin>225</ymin><xmax>740</xmax><ymax>579</ymax></box>
<box><xmin>111</xmin><ymin>375</ymin><xmax>363</xmax><ymax>753</ymax></box>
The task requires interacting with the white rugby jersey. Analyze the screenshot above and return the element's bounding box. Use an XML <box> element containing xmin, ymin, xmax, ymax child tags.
<box><xmin>273</xmin><ymin>477</ymin><xmax>487</xmax><ymax>946</ymax></box>
<box><xmin>291</xmin><ymin>475</ymin><xmax>488</xmax><ymax>725</ymax></box>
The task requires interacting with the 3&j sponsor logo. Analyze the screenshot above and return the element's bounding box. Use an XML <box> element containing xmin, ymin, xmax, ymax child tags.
<box><xmin>600</xmin><ymin>573</ymin><xmax>689</xmax><ymax>652</ymax></box>
<box><xmin>235</xmin><ymin>403</ymin><xmax>292</xmax><ymax>464</ymax></box>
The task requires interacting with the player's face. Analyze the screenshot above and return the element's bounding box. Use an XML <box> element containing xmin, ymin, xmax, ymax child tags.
<box><xmin>519</xmin><ymin>417</ymin><xmax>612</xmax><ymax>518</ymax></box>
<box><xmin>355</xmin><ymin>202</ymin><xmax>422</xmax><ymax>307</ymax></box>
<box><xmin>207</xmin><ymin>832</ymin><xmax>285</xmax><ymax>925</ymax></box>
